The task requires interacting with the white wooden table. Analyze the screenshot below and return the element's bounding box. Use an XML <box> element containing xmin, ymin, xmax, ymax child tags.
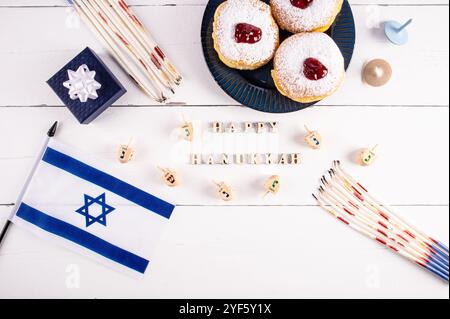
<box><xmin>0</xmin><ymin>0</ymin><xmax>448</xmax><ymax>299</ymax></box>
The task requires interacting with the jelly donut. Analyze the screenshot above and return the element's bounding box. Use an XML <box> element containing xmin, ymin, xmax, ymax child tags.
<box><xmin>213</xmin><ymin>0</ymin><xmax>280</xmax><ymax>70</ymax></box>
<box><xmin>272</xmin><ymin>33</ymin><xmax>345</xmax><ymax>103</ymax></box>
<box><xmin>270</xmin><ymin>0</ymin><xmax>344</xmax><ymax>33</ymax></box>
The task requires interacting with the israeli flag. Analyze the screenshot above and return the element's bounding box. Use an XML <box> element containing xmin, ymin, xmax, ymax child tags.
<box><xmin>10</xmin><ymin>140</ymin><xmax>175</xmax><ymax>275</ymax></box>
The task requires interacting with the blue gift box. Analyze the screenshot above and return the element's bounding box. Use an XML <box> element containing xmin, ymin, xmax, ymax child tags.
<box><xmin>47</xmin><ymin>47</ymin><xmax>126</xmax><ymax>124</ymax></box>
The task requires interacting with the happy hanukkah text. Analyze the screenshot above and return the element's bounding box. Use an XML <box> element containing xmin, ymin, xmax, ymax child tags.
<box><xmin>190</xmin><ymin>153</ymin><xmax>301</xmax><ymax>165</ymax></box>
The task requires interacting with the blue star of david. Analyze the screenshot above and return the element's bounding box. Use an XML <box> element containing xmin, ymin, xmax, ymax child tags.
<box><xmin>75</xmin><ymin>193</ymin><xmax>115</xmax><ymax>227</ymax></box>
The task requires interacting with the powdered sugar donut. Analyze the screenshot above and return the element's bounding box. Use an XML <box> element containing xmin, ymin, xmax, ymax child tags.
<box><xmin>272</xmin><ymin>33</ymin><xmax>345</xmax><ymax>103</ymax></box>
<box><xmin>213</xmin><ymin>0</ymin><xmax>279</xmax><ymax>70</ymax></box>
<box><xmin>270</xmin><ymin>0</ymin><xmax>343</xmax><ymax>33</ymax></box>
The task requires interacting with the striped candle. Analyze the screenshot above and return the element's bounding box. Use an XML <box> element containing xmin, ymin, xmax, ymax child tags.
<box><xmin>313</xmin><ymin>161</ymin><xmax>449</xmax><ymax>282</ymax></box>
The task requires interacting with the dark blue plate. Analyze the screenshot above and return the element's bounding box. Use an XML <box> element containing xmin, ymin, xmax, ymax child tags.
<box><xmin>201</xmin><ymin>0</ymin><xmax>356</xmax><ymax>113</ymax></box>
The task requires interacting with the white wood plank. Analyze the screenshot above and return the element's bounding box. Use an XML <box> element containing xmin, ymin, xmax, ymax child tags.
<box><xmin>0</xmin><ymin>5</ymin><xmax>448</xmax><ymax>106</ymax></box>
<box><xmin>0</xmin><ymin>0</ymin><xmax>448</xmax><ymax>300</ymax></box>
<box><xmin>0</xmin><ymin>106</ymin><xmax>448</xmax><ymax>206</ymax></box>
<box><xmin>1</xmin><ymin>0</ymin><xmax>448</xmax><ymax>7</ymax></box>
<box><xmin>0</xmin><ymin>205</ymin><xmax>447</xmax><ymax>298</ymax></box>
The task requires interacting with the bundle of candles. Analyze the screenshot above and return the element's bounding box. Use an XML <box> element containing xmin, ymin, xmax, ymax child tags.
<box><xmin>313</xmin><ymin>161</ymin><xmax>449</xmax><ymax>282</ymax></box>
<box><xmin>67</xmin><ymin>0</ymin><xmax>182</xmax><ymax>103</ymax></box>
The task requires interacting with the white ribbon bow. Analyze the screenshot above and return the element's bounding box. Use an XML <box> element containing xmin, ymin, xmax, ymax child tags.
<box><xmin>63</xmin><ymin>64</ymin><xmax>102</xmax><ymax>103</ymax></box>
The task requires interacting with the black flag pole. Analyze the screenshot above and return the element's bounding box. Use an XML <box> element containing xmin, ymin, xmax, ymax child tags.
<box><xmin>0</xmin><ymin>121</ymin><xmax>58</xmax><ymax>248</ymax></box>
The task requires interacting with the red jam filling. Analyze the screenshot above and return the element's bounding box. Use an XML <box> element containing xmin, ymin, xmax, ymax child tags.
<box><xmin>303</xmin><ymin>58</ymin><xmax>328</xmax><ymax>81</ymax></box>
<box><xmin>235</xmin><ymin>23</ymin><xmax>262</xmax><ymax>44</ymax></box>
<box><xmin>290</xmin><ymin>0</ymin><xmax>314</xmax><ymax>9</ymax></box>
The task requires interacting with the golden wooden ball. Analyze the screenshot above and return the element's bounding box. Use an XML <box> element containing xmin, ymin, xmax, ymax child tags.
<box><xmin>363</xmin><ymin>59</ymin><xmax>392</xmax><ymax>87</ymax></box>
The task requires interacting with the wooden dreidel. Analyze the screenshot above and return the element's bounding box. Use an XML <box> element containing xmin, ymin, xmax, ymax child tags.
<box><xmin>214</xmin><ymin>181</ymin><xmax>233</xmax><ymax>202</ymax></box>
<box><xmin>158</xmin><ymin>167</ymin><xmax>180</xmax><ymax>187</ymax></box>
<box><xmin>181</xmin><ymin>116</ymin><xmax>194</xmax><ymax>142</ymax></box>
<box><xmin>358</xmin><ymin>145</ymin><xmax>378</xmax><ymax>166</ymax></box>
<box><xmin>264</xmin><ymin>175</ymin><xmax>280</xmax><ymax>197</ymax></box>
<box><xmin>117</xmin><ymin>139</ymin><xmax>135</xmax><ymax>164</ymax></box>
<box><xmin>304</xmin><ymin>125</ymin><xmax>322</xmax><ymax>149</ymax></box>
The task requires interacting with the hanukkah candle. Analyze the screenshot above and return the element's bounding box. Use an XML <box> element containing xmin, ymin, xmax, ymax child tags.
<box><xmin>333</xmin><ymin>161</ymin><xmax>449</xmax><ymax>257</ymax></box>
<box><xmin>107</xmin><ymin>0</ymin><xmax>182</xmax><ymax>84</ymax></box>
<box><xmin>67</xmin><ymin>0</ymin><xmax>182</xmax><ymax>102</ymax></box>
<box><xmin>313</xmin><ymin>161</ymin><xmax>449</xmax><ymax>282</ymax></box>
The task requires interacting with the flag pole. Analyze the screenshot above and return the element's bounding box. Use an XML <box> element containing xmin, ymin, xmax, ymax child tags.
<box><xmin>0</xmin><ymin>121</ymin><xmax>58</xmax><ymax>248</ymax></box>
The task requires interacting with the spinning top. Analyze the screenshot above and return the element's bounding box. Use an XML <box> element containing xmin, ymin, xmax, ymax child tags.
<box><xmin>158</xmin><ymin>167</ymin><xmax>180</xmax><ymax>187</ymax></box>
<box><xmin>117</xmin><ymin>139</ymin><xmax>135</xmax><ymax>164</ymax></box>
<box><xmin>304</xmin><ymin>125</ymin><xmax>322</xmax><ymax>149</ymax></box>
<box><xmin>264</xmin><ymin>175</ymin><xmax>281</xmax><ymax>196</ymax></box>
<box><xmin>363</xmin><ymin>59</ymin><xmax>392</xmax><ymax>87</ymax></box>
<box><xmin>181</xmin><ymin>122</ymin><xmax>194</xmax><ymax>141</ymax></box>
<box><xmin>214</xmin><ymin>181</ymin><xmax>233</xmax><ymax>202</ymax></box>
<box><xmin>384</xmin><ymin>19</ymin><xmax>412</xmax><ymax>46</ymax></box>
<box><xmin>180</xmin><ymin>115</ymin><xmax>194</xmax><ymax>142</ymax></box>
<box><xmin>358</xmin><ymin>145</ymin><xmax>378</xmax><ymax>166</ymax></box>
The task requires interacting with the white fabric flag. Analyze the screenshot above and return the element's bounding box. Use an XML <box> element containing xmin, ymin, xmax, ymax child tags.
<box><xmin>11</xmin><ymin>140</ymin><xmax>175</xmax><ymax>275</ymax></box>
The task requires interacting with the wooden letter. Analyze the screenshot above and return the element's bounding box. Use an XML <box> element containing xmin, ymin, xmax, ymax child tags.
<box><xmin>279</xmin><ymin>154</ymin><xmax>288</xmax><ymax>165</ymax></box>
<box><xmin>257</xmin><ymin>122</ymin><xmax>265</xmax><ymax>134</ymax></box>
<box><xmin>213</xmin><ymin>122</ymin><xmax>223</xmax><ymax>133</ymax></box>
<box><xmin>269</xmin><ymin>122</ymin><xmax>279</xmax><ymax>133</ymax></box>
<box><xmin>222</xmin><ymin>154</ymin><xmax>230</xmax><ymax>165</ymax></box>
<box><xmin>235</xmin><ymin>154</ymin><xmax>245</xmax><ymax>165</ymax></box>
<box><xmin>249</xmin><ymin>154</ymin><xmax>260</xmax><ymax>165</ymax></box>
<box><xmin>291</xmin><ymin>153</ymin><xmax>301</xmax><ymax>165</ymax></box>
<box><xmin>207</xmin><ymin>154</ymin><xmax>215</xmax><ymax>165</ymax></box>
<box><xmin>265</xmin><ymin>153</ymin><xmax>275</xmax><ymax>165</ymax></box>
<box><xmin>191</xmin><ymin>154</ymin><xmax>202</xmax><ymax>165</ymax></box>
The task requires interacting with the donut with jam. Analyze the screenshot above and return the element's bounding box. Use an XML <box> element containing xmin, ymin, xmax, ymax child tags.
<box><xmin>271</xmin><ymin>33</ymin><xmax>345</xmax><ymax>103</ymax></box>
<box><xmin>270</xmin><ymin>0</ymin><xmax>343</xmax><ymax>33</ymax></box>
<box><xmin>213</xmin><ymin>0</ymin><xmax>280</xmax><ymax>70</ymax></box>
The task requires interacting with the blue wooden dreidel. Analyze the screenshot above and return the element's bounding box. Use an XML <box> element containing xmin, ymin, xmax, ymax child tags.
<box><xmin>384</xmin><ymin>19</ymin><xmax>413</xmax><ymax>46</ymax></box>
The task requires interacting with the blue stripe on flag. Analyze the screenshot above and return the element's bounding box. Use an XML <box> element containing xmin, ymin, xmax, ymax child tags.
<box><xmin>16</xmin><ymin>203</ymin><xmax>149</xmax><ymax>274</ymax></box>
<box><xmin>42</xmin><ymin>147</ymin><xmax>174</xmax><ymax>219</ymax></box>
